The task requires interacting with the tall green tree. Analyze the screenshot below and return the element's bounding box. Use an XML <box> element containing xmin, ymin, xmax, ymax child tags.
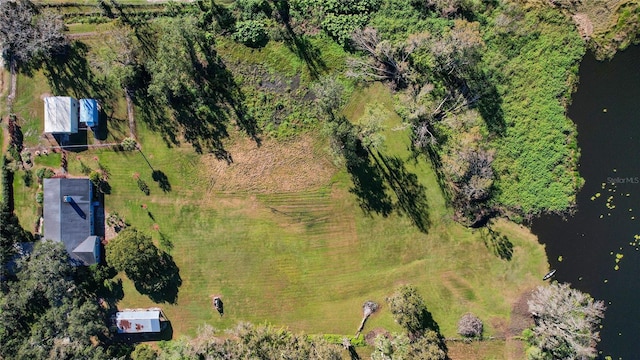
<box><xmin>386</xmin><ymin>284</ymin><xmax>437</xmax><ymax>337</ymax></box>
<box><xmin>106</xmin><ymin>228</ymin><xmax>161</xmax><ymax>282</ymax></box>
<box><xmin>106</xmin><ymin>227</ymin><xmax>181</xmax><ymax>303</ymax></box>
<box><xmin>0</xmin><ymin>241</ymin><xmax>108</xmax><ymax>360</ymax></box>
<box><xmin>0</xmin><ymin>157</ymin><xmax>31</xmax><ymax>275</ymax></box>
<box><xmin>158</xmin><ymin>323</ymin><xmax>342</xmax><ymax>359</ymax></box>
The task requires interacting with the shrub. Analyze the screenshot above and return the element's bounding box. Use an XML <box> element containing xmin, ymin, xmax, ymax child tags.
<box><xmin>137</xmin><ymin>178</ymin><xmax>150</xmax><ymax>196</ymax></box>
<box><xmin>234</xmin><ymin>20</ymin><xmax>268</xmax><ymax>47</ymax></box>
<box><xmin>36</xmin><ymin>167</ymin><xmax>55</xmax><ymax>180</ymax></box>
<box><xmin>89</xmin><ymin>170</ymin><xmax>111</xmax><ymax>194</ymax></box>
<box><xmin>457</xmin><ymin>313</ymin><xmax>483</xmax><ymax>338</ymax></box>
<box><xmin>121</xmin><ymin>137</ymin><xmax>138</xmax><ymax>151</ymax></box>
<box><xmin>35</xmin><ymin>191</ymin><xmax>43</xmax><ymax>204</ymax></box>
<box><xmin>107</xmin><ymin>212</ymin><xmax>127</xmax><ymax>232</ymax></box>
<box><xmin>322</xmin><ymin>334</ymin><xmax>366</xmax><ymax>347</ymax></box>
<box><xmin>235</xmin><ymin>0</ymin><xmax>271</xmax><ymax>20</ymax></box>
<box><xmin>20</xmin><ymin>151</ymin><xmax>31</xmax><ymax>165</ymax></box>
<box><xmin>22</xmin><ymin>170</ymin><xmax>33</xmax><ymax>187</ymax></box>
<box><xmin>80</xmin><ymin>161</ymin><xmax>92</xmax><ymax>175</ymax></box>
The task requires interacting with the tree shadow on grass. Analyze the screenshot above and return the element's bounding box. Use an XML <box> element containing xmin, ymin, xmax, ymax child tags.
<box><xmin>152</xmin><ymin>170</ymin><xmax>171</xmax><ymax>193</ymax></box>
<box><xmin>335</xmin><ymin>118</ymin><xmax>394</xmax><ymax>217</ymax></box>
<box><xmin>481</xmin><ymin>226</ymin><xmax>513</xmax><ymax>261</ymax></box>
<box><xmin>132</xmin><ymin>22</ymin><xmax>260</xmax><ymax>160</ymax></box>
<box><xmin>333</xmin><ymin>117</ymin><xmax>430</xmax><ymax>232</ymax></box>
<box><xmin>43</xmin><ymin>42</ymin><xmax>116</xmax><ymax>111</ymax></box>
<box><xmin>273</xmin><ymin>0</ymin><xmax>327</xmax><ymax>79</ymax></box>
<box><xmin>417</xmin><ymin>307</ymin><xmax>441</xmax><ymax>336</ymax></box>
<box><xmin>132</xmin><ymin>251</ymin><xmax>182</xmax><ymax>304</ymax></box>
<box><xmin>371</xmin><ymin>152</ymin><xmax>431</xmax><ymax>233</ymax></box>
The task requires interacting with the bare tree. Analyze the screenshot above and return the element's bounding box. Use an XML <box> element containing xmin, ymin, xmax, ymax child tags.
<box><xmin>347</xmin><ymin>27</ymin><xmax>427</xmax><ymax>88</ymax></box>
<box><xmin>527</xmin><ymin>283</ymin><xmax>606</xmax><ymax>359</ymax></box>
<box><xmin>0</xmin><ymin>0</ymin><xmax>67</xmax><ymax>66</ymax></box>
<box><xmin>313</xmin><ymin>76</ymin><xmax>346</xmax><ymax>119</ymax></box>
<box><xmin>430</xmin><ymin>19</ymin><xmax>484</xmax><ymax>78</ymax></box>
<box><xmin>457</xmin><ymin>313</ymin><xmax>483</xmax><ymax>338</ymax></box>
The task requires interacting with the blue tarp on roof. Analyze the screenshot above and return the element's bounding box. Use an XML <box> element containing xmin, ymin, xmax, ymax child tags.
<box><xmin>80</xmin><ymin>99</ymin><xmax>98</xmax><ymax>127</ymax></box>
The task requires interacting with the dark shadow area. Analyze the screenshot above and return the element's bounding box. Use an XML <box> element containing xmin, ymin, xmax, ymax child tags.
<box><xmin>411</xmin><ymin>307</ymin><xmax>441</xmax><ymax>340</ymax></box>
<box><xmin>197</xmin><ymin>0</ymin><xmax>236</xmax><ymax>34</ymax></box>
<box><xmin>75</xmin><ymin>264</ymin><xmax>124</xmax><ymax>319</ymax></box>
<box><xmin>131</xmin><ymin>69</ymin><xmax>179</xmax><ymax>149</ymax></box>
<box><xmin>347</xmin><ymin>154</ymin><xmax>394</xmax><ymax>217</ymax></box>
<box><xmin>336</xmin><ymin>118</ymin><xmax>394</xmax><ymax>217</ymax></box>
<box><xmin>132</xmin><ymin>251</ymin><xmax>181</xmax><ymax>304</ymax></box>
<box><xmin>332</xmin><ymin>116</ymin><xmax>430</xmax><ymax>232</ymax></box>
<box><xmin>43</xmin><ymin>42</ymin><xmax>116</xmax><ymax>111</ymax></box>
<box><xmin>419</xmin><ymin>144</ymin><xmax>453</xmax><ymax>205</ymax></box>
<box><xmin>481</xmin><ymin>226</ymin><xmax>513</xmax><ymax>261</ymax></box>
<box><xmin>65</xmin><ymin>131</ymin><xmax>88</xmax><ymax>151</ymax></box>
<box><xmin>158</xmin><ymin>232</ymin><xmax>173</xmax><ymax>252</ymax></box>
<box><xmin>152</xmin><ymin>170</ymin><xmax>171</xmax><ymax>193</ymax></box>
<box><xmin>346</xmin><ymin>345</ymin><xmax>361</xmax><ymax>360</ymax></box>
<box><xmin>93</xmin><ymin>178</ymin><xmax>112</xmax><ymax>195</ymax></box>
<box><xmin>92</xmin><ymin>108</ymin><xmax>109</xmax><ymax>141</ymax></box>
<box><xmin>67</xmin><ymin>197</ymin><xmax>86</xmax><ymax>219</ymax></box>
<box><xmin>469</xmin><ymin>71</ymin><xmax>505</xmax><ymax>136</ymax></box>
<box><xmin>273</xmin><ymin>0</ymin><xmax>327</xmax><ymax>79</ymax></box>
<box><xmin>371</xmin><ymin>152</ymin><xmax>431</xmax><ymax>233</ymax></box>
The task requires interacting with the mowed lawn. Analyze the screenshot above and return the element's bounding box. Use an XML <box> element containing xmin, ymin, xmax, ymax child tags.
<box><xmin>7</xmin><ymin>32</ymin><xmax>548</xmax><ymax>357</ymax></box>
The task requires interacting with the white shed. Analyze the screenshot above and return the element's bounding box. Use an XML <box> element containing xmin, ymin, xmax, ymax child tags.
<box><xmin>114</xmin><ymin>308</ymin><xmax>167</xmax><ymax>334</ymax></box>
<box><xmin>44</xmin><ymin>96</ymin><xmax>79</xmax><ymax>134</ymax></box>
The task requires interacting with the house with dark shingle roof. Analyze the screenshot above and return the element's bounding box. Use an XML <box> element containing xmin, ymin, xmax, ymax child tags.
<box><xmin>43</xmin><ymin>178</ymin><xmax>102</xmax><ymax>265</ymax></box>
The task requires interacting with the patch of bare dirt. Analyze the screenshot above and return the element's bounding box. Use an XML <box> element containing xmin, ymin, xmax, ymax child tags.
<box><xmin>364</xmin><ymin>328</ymin><xmax>389</xmax><ymax>346</ymax></box>
<box><xmin>573</xmin><ymin>13</ymin><xmax>594</xmax><ymax>39</ymax></box>
<box><xmin>202</xmin><ymin>135</ymin><xmax>336</xmax><ymax>193</ymax></box>
<box><xmin>508</xmin><ymin>289</ymin><xmax>534</xmax><ymax>337</ymax></box>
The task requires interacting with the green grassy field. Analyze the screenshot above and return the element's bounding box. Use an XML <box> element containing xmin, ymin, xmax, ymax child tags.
<box><xmin>7</xmin><ymin>27</ymin><xmax>548</xmax><ymax>359</ymax></box>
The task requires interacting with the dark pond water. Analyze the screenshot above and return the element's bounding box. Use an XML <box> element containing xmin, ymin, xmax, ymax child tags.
<box><xmin>531</xmin><ymin>45</ymin><xmax>640</xmax><ymax>359</ymax></box>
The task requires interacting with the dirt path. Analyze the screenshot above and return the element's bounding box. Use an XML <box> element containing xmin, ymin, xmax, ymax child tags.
<box><xmin>125</xmin><ymin>88</ymin><xmax>136</xmax><ymax>139</ymax></box>
<box><xmin>68</xmin><ymin>31</ymin><xmax>111</xmax><ymax>40</ymax></box>
<box><xmin>23</xmin><ymin>143</ymin><xmax>121</xmax><ymax>152</ymax></box>
<box><xmin>8</xmin><ymin>57</ymin><xmax>16</xmax><ymax>113</ymax></box>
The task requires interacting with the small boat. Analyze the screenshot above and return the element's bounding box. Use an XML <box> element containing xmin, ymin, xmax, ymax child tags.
<box><xmin>543</xmin><ymin>269</ymin><xmax>557</xmax><ymax>281</ymax></box>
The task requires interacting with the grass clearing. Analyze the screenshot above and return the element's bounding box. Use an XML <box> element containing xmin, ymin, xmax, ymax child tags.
<box><xmin>66</xmin><ymin>84</ymin><xmax>544</xmax><ymax>344</ymax></box>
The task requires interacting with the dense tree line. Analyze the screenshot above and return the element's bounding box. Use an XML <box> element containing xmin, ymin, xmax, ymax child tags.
<box><xmin>0</xmin><ymin>241</ymin><xmax>115</xmax><ymax>360</ymax></box>
<box><xmin>147</xmin><ymin>323</ymin><xmax>343</xmax><ymax>359</ymax></box>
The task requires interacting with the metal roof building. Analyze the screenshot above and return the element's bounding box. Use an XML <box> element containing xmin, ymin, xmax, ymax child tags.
<box><xmin>80</xmin><ymin>99</ymin><xmax>98</xmax><ymax>127</ymax></box>
<box><xmin>44</xmin><ymin>96</ymin><xmax>79</xmax><ymax>134</ymax></box>
<box><xmin>43</xmin><ymin>178</ymin><xmax>100</xmax><ymax>265</ymax></box>
<box><xmin>114</xmin><ymin>309</ymin><xmax>167</xmax><ymax>334</ymax></box>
